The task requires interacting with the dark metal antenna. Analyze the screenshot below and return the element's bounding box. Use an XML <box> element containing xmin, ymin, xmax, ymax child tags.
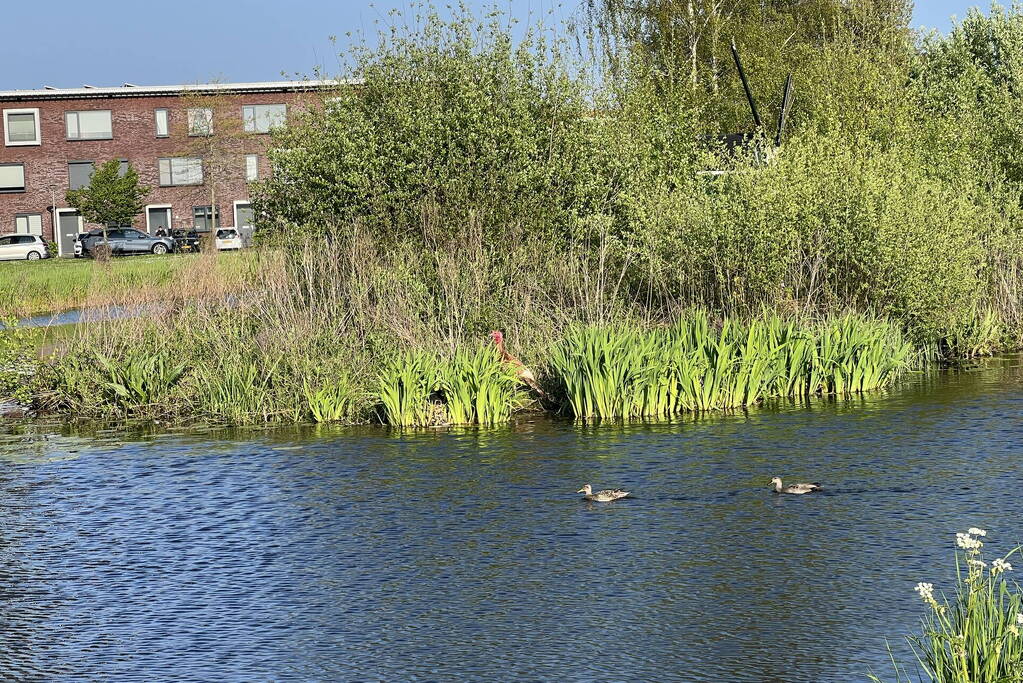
<box><xmin>730</xmin><ymin>39</ymin><xmax>764</xmax><ymax>131</ymax></box>
<box><xmin>775</xmin><ymin>73</ymin><xmax>794</xmax><ymax>147</ymax></box>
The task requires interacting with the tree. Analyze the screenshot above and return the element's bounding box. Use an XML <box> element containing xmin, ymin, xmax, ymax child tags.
<box><xmin>65</xmin><ymin>159</ymin><xmax>150</xmax><ymax>252</ymax></box>
<box><xmin>175</xmin><ymin>87</ymin><xmax>252</xmax><ymax>248</ymax></box>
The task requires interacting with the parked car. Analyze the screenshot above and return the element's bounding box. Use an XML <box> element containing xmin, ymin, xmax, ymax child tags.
<box><xmin>80</xmin><ymin>228</ymin><xmax>175</xmax><ymax>257</ymax></box>
<box><xmin>215</xmin><ymin>228</ymin><xmax>243</xmax><ymax>251</ymax></box>
<box><xmin>171</xmin><ymin>229</ymin><xmax>201</xmax><ymax>253</ymax></box>
<box><xmin>0</xmin><ymin>234</ymin><xmax>50</xmax><ymax>261</ymax></box>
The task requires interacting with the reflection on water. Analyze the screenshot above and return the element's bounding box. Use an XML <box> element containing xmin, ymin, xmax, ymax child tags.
<box><xmin>1</xmin><ymin>359</ymin><xmax>1022</xmax><ymax>681</ymax></box>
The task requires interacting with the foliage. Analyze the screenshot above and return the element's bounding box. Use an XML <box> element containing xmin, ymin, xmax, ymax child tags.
<box><xmin>252</xmin><ymin>2</ymin><xmax>594</xmax><ymax>250</ymax></box>
<box><xmin>95</xmin><ymin>349</ymin><xmax>185</xmax><ymax>408</ymax></box>
<box><xmin>0</xmin><ymin>318</ymin><xmax>42</xmax><ymax>405</ymax></box>
<box><xmin>549</xmin><ymin>312</ymin><xmax>911</xmax><ymax>419</ymax></box>
<box><xmin>303</xmin><ymin>377</ymin><xmax>353</xmax><ymax>423</ymax></box>
<box><xmin>871</xmin><ymin>528</ymin><xmax>1023</xmax><ymax>683</ymax></box>
<box><xmin>438</xmin><ymin>345</ymin><xmax>523</xmax><ymax>425</ymax></box>
<box><xmin>377</xmin><ymin>351</ymin><xmax>441</xmax><ymax>427</ymax></box>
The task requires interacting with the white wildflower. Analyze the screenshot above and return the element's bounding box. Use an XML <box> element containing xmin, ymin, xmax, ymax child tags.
<box><xmin>1017</xmin><ymin>612</ymin><xmax>1023</xmax><ymax>626</ymax></box>
<box><xmin>915</xmin><ymin>582</ymin><xmax>935</xmax><ymax>601</ymax></box>
<box><xmin>992</xmin><ymin>558</ymin><xmax>1013</xmax><ymax>574</ymax></box>
<box><xmin>968</xmin><ymin>558</ymin><xmax>987</xmax><ymax>569</ymax></box>
<box><xmin>956</xmin><ymin>532</ymin><xmax>983</xmax><ymax>550</ymax></box>
<box><xmin>968</xmin><ymin>528</ymin><xmax>987</xmax><ymax>537</ymax></box>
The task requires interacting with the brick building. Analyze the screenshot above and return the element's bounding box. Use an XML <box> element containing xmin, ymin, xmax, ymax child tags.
<box><xmin>0</xmin><ymin>81</ymin><xmax>331</xmax><ymax>256</ymax></box>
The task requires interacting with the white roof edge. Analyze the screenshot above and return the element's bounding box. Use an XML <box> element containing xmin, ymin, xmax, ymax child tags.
<box><xmin>0</xmin><ymin>79</ymin><xmax>359</xmax><ymax>100</ymax></box>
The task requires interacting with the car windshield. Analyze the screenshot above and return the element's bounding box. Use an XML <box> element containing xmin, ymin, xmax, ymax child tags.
<box><xmin>216</xmin><ymin>230</ymin><xmax>237</xmax><ymax>239</ymax></box>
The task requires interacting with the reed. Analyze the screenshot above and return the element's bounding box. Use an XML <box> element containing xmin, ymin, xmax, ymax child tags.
<box><xmin>550</xmin><ymin>312</ymin><xmax>912</xmax><ymax>419</ymax></box>
<box><xmin>96</xmin><ymin>350</ymin><xmax>186</xmax><ymax>409</ymax></box>
<box><xmin>376</xmin><ymin>351</ymin><xmax>442</xmax><ymax>427</ymax></box>
<box><xmin>437</xmin><ymin>345</ymin><xmax>522</xmax><ymax>426</ymax></box>
<box><xmin>303</xmin><ymin>378</ymin><xmax>353</xmax><ymax>423</ymax></box>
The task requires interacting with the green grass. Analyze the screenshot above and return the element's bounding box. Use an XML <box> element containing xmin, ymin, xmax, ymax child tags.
<box><xmin>0</xmin><ymin>252</ymin><xmax>252</xmax><ymax>318</ymax></box>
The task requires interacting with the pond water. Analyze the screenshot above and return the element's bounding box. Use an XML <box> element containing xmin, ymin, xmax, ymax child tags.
<box><xmin>2</xmin><ymin>359</ymin><xmax>1022</xmax><ymax>681</ymax></box>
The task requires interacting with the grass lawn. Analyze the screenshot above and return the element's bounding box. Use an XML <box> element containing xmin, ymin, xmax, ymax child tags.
<box><xmin>0</xmin><ymin>252</ymin><xmax>253</xmax><ymax>319</ymax></box>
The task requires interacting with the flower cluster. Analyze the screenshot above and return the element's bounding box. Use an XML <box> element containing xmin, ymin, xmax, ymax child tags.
<box><xmin>915</xmin><ymin>581</ymin><xmax>944</xmax><ymax>612</ymax></box>
<box><xmin>956</xmin><ymin>531</ymin><xmax>984</xmax><ymax>552</ymax></box>
<box><xmin>992</xmin><ymin>557</ymin><xmax>1013</xmax><ymax>575</ymax></box>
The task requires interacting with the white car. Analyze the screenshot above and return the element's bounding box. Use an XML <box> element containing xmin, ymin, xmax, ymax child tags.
<box><xmin>215</xmin><ymin>228</ymin><xmax>243</xmax><ymax>251</ymax></box>
<box><xmin>0</xmin><ymin>234</ymin><xmax>50</xmax><ymax>261</ymax></box>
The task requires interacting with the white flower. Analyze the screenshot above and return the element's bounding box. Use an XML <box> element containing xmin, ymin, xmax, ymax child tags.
<box><xmin>968</xmin><ymin>558</ymin><xmax>988</xmax><ymax>569</ymax></box>
<box><xmin>915</xmin><ymin>582</ymin><xmax>935</xmax><ymax>600</ymax></box>
<box><xmin>968</xmin><ymin>528</ymin><xmax>988</xmax><ymax>537</ymax></box>
<box><xmin>992</xmin><ymin>558</ymin><xmax>1013</xmax><ymax>574</ymax></box>
<box><xmin>956</xmin><ymin>532</ymin><xmax>983</xmax><ymax>550</ymax></box>
<box><xmin>1017</xmin><ymin>612</ymin><xmax>1023</xmax><ymax>626</ymax></box>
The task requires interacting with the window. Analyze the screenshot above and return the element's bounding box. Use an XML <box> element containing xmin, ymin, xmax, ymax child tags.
<box><xmin>0</xmin><ymin>163</ymin><xmax>25</xmax><ymax>192</ymax></box>
<box><xmin>68</xmin><ymin>161</ymin><xmax>94</xmax><ymax>190</ymax></box>
<box><xmin>155</xmin><ymin>109</ymin><xmax>169</xmax><ymax>137</ymax></box>
<box><xmin>188</xmin><ymin>108</ymin><xmax>213</xmax><ymax>136</ymax></box>
<box><xmin>118</xmin><ymin>159</ymin><xmax>130</xmax><ymax>177</ymax></box>
<box><xmin>3</xmin><ymin>108</ymin><xmax>41</xmax><ymax>146</ymax></box>
<box><xmin>245</xmin><ymin>154</ymin><xmax>258</xmax><ymax>181</ymax></box>
<box><xmin>158</xmin><ymin>158</ymin><xmax>203</xmax><ymax>186</ymax></box>
<box><xmin>65</xmin><ymin>110</ymin><xmax>113</xmax><ymax>140</ymax></box>
<box><xmin>193</xmin><ymin>206</ymin><xmax>219</xmax><ymax>231</ymax></box>
<box><xmin>14</xmin><ymin>214</ymin><xmax>43</xmax><ymax>236</ymax></box>
<box><xmin>242</xmin><ymin>104</ymin><xmax>286</xmax><ymax>133</ymax></box>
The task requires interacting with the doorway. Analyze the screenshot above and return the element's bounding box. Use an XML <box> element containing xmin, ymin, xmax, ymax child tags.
<box><xmin>146</xmin><ymin>205</ymin><xmax>172</xmax><ymax>236</ymax></box>
<box><xmin>56</xmin><ymin>209</ymin><xmax>82</xmax><ymax>257</ymax></box>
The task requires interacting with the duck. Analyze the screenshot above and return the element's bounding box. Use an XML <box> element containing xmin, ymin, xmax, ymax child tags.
<box><xmin>770</xmin><ymin>477</ymin><xmax>821</xmax><ymax>495</ymax></box>
<box><xmin>577</xmin><ymin>484</ymin><xmax>630</xmax><ymax>502</ymax></box>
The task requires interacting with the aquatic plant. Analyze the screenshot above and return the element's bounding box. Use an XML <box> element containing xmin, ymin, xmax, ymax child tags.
<box><xmin>549</xmin><ymin>313</ymin><xmax>912</xmax><ymax>419</ymax></box>
<box><xmin>303</xmin><ymin>378</ymin><xmax>352</xmax><ymax>423</ymax></box>
<box><xmin>377</xmin><ymin>351</ymin><xmax>442</xmax><ymax>427</ymax></box>
<box><xmin>871</xmin><ymin>529</ymin><xmax>1023</xmax><ymax>683</ymax></box>
<box><xmin>438</xmin><ymin>345</ymin><xmax>522</xmax><ymax>426</ymax></box>
<box><xmin>96</xmin><ymin>349</ymin><xmax>185</xmax><ymax>408</ymax></box>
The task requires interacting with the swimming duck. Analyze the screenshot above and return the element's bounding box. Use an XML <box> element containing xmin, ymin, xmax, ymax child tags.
<box><xmin>770</xmin><ymin>477</ymin><xmax>821</xmax><ymax>495</ymax></box>
<box><xmin>577</xmin><ymin>484</ymin><xmax>630</xmax><ymax>502</ymax></box>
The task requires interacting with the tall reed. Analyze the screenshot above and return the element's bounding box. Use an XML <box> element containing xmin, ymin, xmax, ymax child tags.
<box><xmin>438</xmin><ymin>345</ymin><xmax>522</xmax><ymax>426</ymax></box>
<box><xmin>549</xmin><ymin>312</ymin><xmax>912</xmax><ymax>419</ymax></box>
<box><xmin>376</xmin><ymin>351</ymin><xmax>441</xmax><ymax>427</ymax></box>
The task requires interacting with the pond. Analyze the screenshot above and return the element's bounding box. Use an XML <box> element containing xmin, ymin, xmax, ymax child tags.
<box><xmin>1</xmin><ymin>358</ymin><xmax>1022</xmax><ymax>681</ymax></box>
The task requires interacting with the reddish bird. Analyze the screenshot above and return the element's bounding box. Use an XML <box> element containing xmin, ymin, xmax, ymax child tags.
<box><xmin>490</xmin><ymin>330</ymin><xmax>546</xmax><ymax>397</ymax></box>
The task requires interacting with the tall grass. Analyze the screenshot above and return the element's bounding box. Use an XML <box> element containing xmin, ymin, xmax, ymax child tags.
<box><xmin>550</xmin><ymin>312</ymin><xmax>912</xmax><ymax>419</ymax></box>
<box><xmin>871</xmin><ymin>529</ymin><xmax>1023</xmax><ymax>683</ymax></box>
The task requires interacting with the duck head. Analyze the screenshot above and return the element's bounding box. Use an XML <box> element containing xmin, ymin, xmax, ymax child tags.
<box><xmin>577</xmin><ymin>484</ymin><xmax>592</xmax><ymax>495</ymax></box>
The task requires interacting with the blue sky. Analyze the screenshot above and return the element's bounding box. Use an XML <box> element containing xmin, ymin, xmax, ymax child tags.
<box><xmin>0</xmin><ymin>2</ymin><xmax>985</xmax><ymax>91</ymax></box>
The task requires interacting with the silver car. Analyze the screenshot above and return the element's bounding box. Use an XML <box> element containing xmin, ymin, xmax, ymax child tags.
<box><xmin>81</xmin><ymin>228</ymin><xmax>175</xmax><ymax>256</ymax></box>
<box><xmin>0</xmin><ymin>234</ymin><xmax>50</xmax><ymax>261</ymax></box>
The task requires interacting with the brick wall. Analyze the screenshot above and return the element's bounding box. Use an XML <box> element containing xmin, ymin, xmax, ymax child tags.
<box><xmin>0</xmin><ymin>86</ymin><xmax>320</xmax><ymax>254</ymax></box>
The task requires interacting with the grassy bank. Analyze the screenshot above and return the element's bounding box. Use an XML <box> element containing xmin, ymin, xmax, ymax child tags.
<box><xmin>0</xmin><ymin>252</ymin><xmax>253</xmax><ymax>318</ymax></box>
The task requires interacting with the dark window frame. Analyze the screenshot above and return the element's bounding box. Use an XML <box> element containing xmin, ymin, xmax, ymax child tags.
<box><xmin>65</xmin><ymin>109</ymin><xmax>114</xmax><ymax>141</ymax></box>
